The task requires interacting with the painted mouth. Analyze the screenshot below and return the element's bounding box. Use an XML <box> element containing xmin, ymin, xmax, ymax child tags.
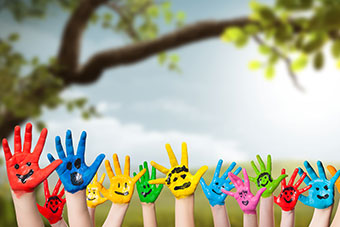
<box><xmin>141</xmin><ymin>189</ymin><xmax>152</xmax><ymax>197</ymax></box>
<box><xmin>115</xmin><ymin>191</ymin><xmax>129</xmax><ymax>196</ymax></box>
<box><xmin>70</xmin><ymin>172</ymin><xmax>84</xmax><ymax>186</ymax></box>
<box><xmin>212</xmin><ymin>189</ymin><xmax>222</xmax><ymax>195</ymax></box>
<box><xmin>260</xmin><ymin>182</ymin><xmax>268</xmax><ymax>187</ymax></box>
<box><xmin>174</xmin><ymin>182</ymin><xmax>191</xmax><ymax>190</ymax></box>
<box><xmin>317</xmin><ymin>194</ymin><xmax>329</xmax><ymax>200</ymax></box>
<box><xmin>87</xmin><ymin>197</ymin><xmax>96</xmax><ymax>201</ymax></box>
<box><xmin>16</xmin><ymin>169</ymin><xmax>34</xmax><ymax>184</ymax></box>
<box><xmin>242</xmin><ymin>201</ymin><xmax>249</xmax><ymax>206</ymax></box>
<box><xmin>284</xmin><ymin>198</ymin><xmax>293</xmax><ymax>203</ymax></box>
<box><xmin>49</xmin><ymin>207</ymin><xmax>59</xmax><ymax>214</ymax></box>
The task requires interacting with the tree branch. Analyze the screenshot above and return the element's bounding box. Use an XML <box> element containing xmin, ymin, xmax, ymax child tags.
<box><xmin>66</xmin><ymin>17</ymin><xmax>253</xmax><ymax>84</ymax></box>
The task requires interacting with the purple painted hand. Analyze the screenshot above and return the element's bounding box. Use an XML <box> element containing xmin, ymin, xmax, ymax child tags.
<box><xmin>222</xmin><ymin>169</ymin><xmax>266</xmax><ymax>215</ymax></box>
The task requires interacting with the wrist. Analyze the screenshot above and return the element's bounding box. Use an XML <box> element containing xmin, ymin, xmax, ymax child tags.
<box><xmin>142</xmin><ymin>202</ymin><xmax>155</xmax><ymax>208</ymax></box>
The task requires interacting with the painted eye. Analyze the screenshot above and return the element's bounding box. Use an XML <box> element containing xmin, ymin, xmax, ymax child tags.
<box><xmin>66</xmin><ymin>162</ymin><xmax>72</xmax><ymax>170</ymax></box>
<box><xmin>26</xmin><ymin>162</ymin><xmax>31</xmax><ymax>166</ymax></box>
<box><xmin>74</xmin><ymin>158</ymin><xmax>81</xmax><ymax>169</ymax></box>
<box><xmin>147</xmin><ymin>184</ymin><xmax>150</xmax><ymax>188</ymax></box>
<box><xmin>316</xmin><ymin>187</ymin><xmax>319</xmax><ymax>191</ymax></box>
<box><xmin>215</xmin><ymin>182</ymin><xmax>219</xmax><ymax>185</ymax></box>
<box><xmin>324</xmin><ymin>185</ymin><xmax>328</xmax><ymax>190</ymax></box>
<box><xmin>290</xmin><ymin>192</ymin><xmax>293</xmax><ymax>195</ymax></box>
<box><xmin>143</xmin><ymin>185</ymin><xmax>146</xmax><ymax>189</ymax></box>
<box><xmin>222</xmin><ymin>185</ymin><xmax>225</xmax><ymax>188</ymax></box>
<box><xmin>118</xmin><ymin>183</ymin><xmax>120</xmax><ymax>188</ymax></box>
<box><xmin>14</xmin><ymin>164</ymin><xmax>19</xmax><ymax>169</ymax></box>
<box><xmin>181</xmin><ymin>174</ymin><xmax>186</xmax><ymax>179</ymax></box>
<box><xmin>125</xmin><ymin>183</ymin><xmax>127</xmax><ymax>188</ymax></box>
<box><xmin>285</xmin><ymin>192</ymin><xmax>287</xmax><ymax>195</ymax></box>
<box><xmin>55</xmin><ymin>201</ymin><xmax>58</xmax><ymax>205</ymax></box>
<box><xmin>173</xmin><ymin>177</ymin><xmax>178</xmax><ymax>182</ymax></box>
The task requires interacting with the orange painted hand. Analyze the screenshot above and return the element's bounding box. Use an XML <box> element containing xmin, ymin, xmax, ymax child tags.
<box><xmin>149</xmin><ymin>142</ymin><xmax>208</xmax><ymax>199</ymax></box>
<box><xmin>95</xmin><ymin>154</ymin><xmax>146</xmax><ymax>204</ymax></box>
<box><xmin>327</xmin><ymin>165</ymin><xmax>340</xmax><ymax>193</ymax></box>
<box><xmin>86</xmin><ymin>173</ymin><xmax>108</xmax><ymax>208</ymax></box>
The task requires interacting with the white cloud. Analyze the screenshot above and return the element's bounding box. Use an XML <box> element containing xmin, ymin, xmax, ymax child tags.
<box><xmin>96</xmin><ymin>101</ymin><xmax>121</xmax><ymax>114</ymax></box>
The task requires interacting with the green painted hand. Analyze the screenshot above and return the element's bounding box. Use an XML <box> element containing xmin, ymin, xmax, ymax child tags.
<box><xmin>134</xmin><ymin>161</ymin><xmax>163</xmax><ymax>203</ymax></box>
<box><xmin>249</xmin><ymin>154</ymin><xmax>287</xmax><ymax>198</ymax></box>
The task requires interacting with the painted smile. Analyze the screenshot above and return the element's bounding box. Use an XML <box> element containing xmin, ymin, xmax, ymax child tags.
<box><xmin>260</xmin><ymin>182</ymin><xmax>268</xmax><ymax>187</ymax></box>
<box><xmin>317</xmin><ymin>194</ymin><xmax>329</xmax><ymax>200</ymax></box>
<box><xmin>49</xmin><ymin>207</ymin><xmax>59</xmax><ymax>214</ymax></box>
<box><xmin>16</xmin><ymin>169</ymin><xmax>34</xmax><ymax>184</ymax></box>
<box><xmin>242</xmin><ymin>201</ymin><xmax>249</xmax><ymax>206</ymax></box>
<box><xmin>141</xmin><ymin>189</ymin><xmax>152</xmax><ymax>197</ymax></box>
<box><xmin>115</xmin><ymin>191</ymin><xmax>129</xmax><ymax>196</ymax></box>
<box><xmin>212</xmin><ymin>189</ymin><xmax>222</xmax><ymax>195</ymax></box>
<box><xmin>87</xmin><ymin>197</ymin><xmax>96</xmax><ymax>201</ymax></box>
<box><xmin>284</xmin><ymin>198</ymin><xmax>293</xmax><ymax>203</ymax></box>
<box><xmin>174</xmin><ymin>182</ymin><xmax>191</xmax><ymax>190</ymax></box>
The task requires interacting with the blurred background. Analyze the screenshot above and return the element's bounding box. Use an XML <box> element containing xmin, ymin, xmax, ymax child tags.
<box><xmin>1</xmin><ymin>0</ymin><xmax>340</xmax><ymax>226</ymax></box>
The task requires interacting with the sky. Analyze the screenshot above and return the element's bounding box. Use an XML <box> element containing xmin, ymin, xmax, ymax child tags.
<box><xmin>1</xmin><ymin>0</ymin><xmax>340</xmax><ymax>173</ymax></box>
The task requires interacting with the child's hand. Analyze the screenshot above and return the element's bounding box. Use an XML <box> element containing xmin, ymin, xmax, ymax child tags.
<box><xmin>274</xmin><ymin>168</ymin><xmax>311</xmax><ymax>211</ymax></box>
<box><xmin>134</xmin><ymin>161</ymin><xmax>163</xmax><ymax>203</ymax></box>
<box><xmin>327</xmin><ymin>165</ymin><xmax>340</xmax><ymax>193</ymax></box>
<box><xmin>149</xmin><ymin>142</ymin><xmax>208</xmax><ymax>199</ymax></box>
<box><xmin>249</xmin><ymin>154</ymin><xmax>287</xmax><ymax>198</ymax></box>
<box><xmin>298</xmin><ymin>161</ymin><xmax>340</xmax><ymax>209</ymax></box>
<box><xmin>200</xmin><ymin>160</ymin><xmax>241</xmax><ymax>206</ymax></box>
<box><xmin>37</xmin><ymin>179</ymin><xmax>66</xmax><ymax>224</ymax></box>
<box><xmin>95</xmin><ymin>154</ymin><xmax>146</xmax><ymax>204</ymax></box>
<box><xmin>2</xmin><ymin>123</ymin><xmax>62</xmax><ymax>196</ymax></box>
<box><xmin>47</xmin><ymin>130</ymin><xmax>105</xmax><ymax>193</ymax></box>
<box><xmin>86</xmin><ymin>173</ymin><xmax>108</xmax><ymax>208</ymax></box>
<box><xmin>222</xmin><ymin>169</ymin><xmax>266</xmax><ymax>214</ymax></box>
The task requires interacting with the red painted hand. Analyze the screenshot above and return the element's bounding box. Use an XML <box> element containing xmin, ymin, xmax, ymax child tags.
<box><xmin>37</xmin><ymin>179</ymin><xmax>66</xmax><ymax>224</ymax></box>
<box><xmin>274</xmin><ymin>168</ymin><xmax>311</xmax><ymax>211</ymax></box>
<box><xmin>2</xmin><ymin>123</ymin><xmax>62</xmax><ymax>196</ymax></box>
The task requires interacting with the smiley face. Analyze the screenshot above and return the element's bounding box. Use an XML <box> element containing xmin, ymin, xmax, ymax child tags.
<box><xmin>166</xmin><ymin>165</ymin><xmax>191</xmax><ymax>190</ymax></box>
<box><xmin>45</xmin><ymin>196</ymin><xmax>62</xmax><ymax>214</ymax></box>
<box><xmin>109</xmin><ymin>175</ymin><xmax>134</xmax><ymax>203</ymax></box>
<box><xmin>280</xmin><ymin>187</ymin><xmax>296</xmax><ymax>203</ymax></box>
<box><xmin>86</xmin><ymin>187</ymin><xmax>99</xmax><ymax>202</ymax></box>
<box><xmin>238</xmin><ymin>190</ymin><xmax>249</xmax><ymax>206</ymax></box>
<box><xmin>311</xmin><ymin>180</ymin><xmax>331</xmax><ymax>201</ymax></box>
<box><xmin>257</xmin><ymin>172</ymin><xmax>273</xmax><ymax>187</ymax></box>
<box><xmin>210</xmin><ymin>178</ymin><xmax>228</xmax><ymax>196</ymax></box>
<box><xmin>140</xmin><ymin>182</ymin><xmax>153</xmax><ymax>198</ymax></box>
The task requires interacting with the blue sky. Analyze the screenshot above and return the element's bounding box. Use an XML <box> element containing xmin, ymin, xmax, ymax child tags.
<box><xmin>1</xmin><ymin>0</ymin><xmax>340</xmax><ymax>172</ymax></box>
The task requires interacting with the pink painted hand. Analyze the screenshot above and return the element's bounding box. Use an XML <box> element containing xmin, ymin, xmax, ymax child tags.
<box><xmin>221</xmin><ymin>169</ymin><xmax>266</xmax><ymax>215</ymax></box>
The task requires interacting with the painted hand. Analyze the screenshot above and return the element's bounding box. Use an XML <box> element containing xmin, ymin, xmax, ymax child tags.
<box><xmin>149</xmin><ymin>142</ymin><xmax>208</xmax><ymax>199</ymax></box>
<box><xmin>37</xmin><ymin>179</ymin><xmax>66</xmax><ymax>224</ymax></box>
<box><xmin>47</xmin><ymin>130</ymin><xmax>105</xmax><ymax>193</ymax></box>
<box><xmin>274</xmin><ymin>168</ymin><xmax>311</xmax><ymax>211</ymax></box>
<box><xmin>134</xmin><ymin>161</ymin><xmax>163</xmax><ymax>203</ymax></box>
<box><xmin>86</xmin><ymin>173</ymin><xmax>108</xmax><ymax>208</ymax></box>
<box><xmin>200</xmin><ymin>160</ymin><xmax>242</xmax><ymax>206</ymax></box>
<box><xmin>222</xmin><ymin>169</ymin><xmax>266</xmax><ymax>214</ymax></box>
<box><xmin>298</xmin><ymin>161</ymin><xmax>340</xmax><ymax>209</ymax></box>
<box><xmin>95</xmin><ymin>154</ymin><xmax>146</xmax><ymax>204</ymax></box>
<box><xmin>249</xmin><ymin>154</ymin><xmax>287</xmax><ymax>198</ymax></box>
<box><xmin>327</xmin><ymin>165</ymin><xmax>340</xmax><ymax>193</ymax></box>
<box><xmin>2</xmin><ymin>123</ymin><xmax>62</xmax><ymax>196</ymax></box>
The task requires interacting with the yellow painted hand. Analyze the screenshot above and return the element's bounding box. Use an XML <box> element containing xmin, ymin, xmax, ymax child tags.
<box><xmin>95</xmin><ymin>153</ymin><xmax>146</xmax><ymax>204</ymax></box>
<box><xmin>86</xmin><ymin>173</ymin><xmax>108</xmax><ymax>208</ymax></box>
<box><xmin>149</xmin><ymin>142</ymin><xmax>208</xmax><ymax>199</ymax></box>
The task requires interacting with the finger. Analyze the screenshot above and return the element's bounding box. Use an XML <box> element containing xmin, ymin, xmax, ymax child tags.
<box><xmin>298</xmin><ymin>184</ymin><xmax>312</xmax><ymax>194</ymax></box>
<box><xmin>330</xmin><ymin>170</ymin><xmax>340</xmax><ymax>187</ymax></box>
<box><xmin>233</xmin><ymin>166</ymin><xmax>242</xmax><ymax>176</ymax></box>
<box><xmin>143</xmin><ymin>161</ymin><xmax>150</xmax><ymax>180</ymax></box>
<box><xmin>99</xmin><ymin>173</ymin><xmax>106</xmax><ymax>184</ymax></box>
<box><xmin>133</xmin><ymin>168</ymin><xmax>146</xmax><ymax>183</ymax></box>
<box><xmin>222</xmin><ymin>161</ymin><xmax>236</xmax><ymax>179</ymax></box>
<box><xmin>151</xmin><ymin>166</ymin><xmax>156</xmax><ymax>180</ymax></box>
<box><xmin>23</xmin><ymin>123</ymin><xmax>32</xmax><ymax>153</ymax></box>
<box><xmin>14</xmin><ymin>125</ymin><xmax>22</xmax><ymax>154</ymax></box>
<box><xmin>273</xmin><ymin>175</ymin><xmax>288</xmax><ymax>192</ymax></box>
<box><xmin>55</xmin><ymin>136</ymin><xmax>66</xmax><ymax>159</ymax></box>
<box><xmin>113</xmin><ymin>153</ymin><xmax>122</xmax><ymax>175</ymax></box>
<box><xmin>288</xmin><ymin>168</ymin><xmax>298</xmax><ymax>186</ymax></box>
<box><xmin>2</xmin><ymin>139</ymin><xmax>12</xmax><ymax>161</ymax></box>
<box><xmin>76</xmin><ymin>131</ymin><xmax>86</xmax><ymax>158</ymax></box>
<box><xmin>251</xmin><ymin>160</ymin><xmax>260</xmax><ymax>175</ymax></box>
<box><xmin>254</xmin><ymin>187</ymin><xmax>267</xmax><ymax>202</ymax></box>
<box><xmin>139</xmin><ymin>165</ymin><xmax>144</xmax><ymax>181</ymax></box>
<box><xmin>298</xmin><ymin>167</ymin><xmax>311</xmax><ymax>184</ymax></box>
<box><xmin>267</xmin><ymin>154</ymin><xmax>272</xmax><ymax>173</ymax></box>
<box><xmin>150</xmin><ymin>161</ymin><xmax>169</xmax><ymax>175</ymax></box>
<box><xmin>281</xmin><ymin>169</ymin><xmax>287</xmax><ymax>188</ymax></box>
<box><xmin>228</xmin><ymin>172</ymin><xmax>243</xmax><ymax>188</ymax></box>
<box><xmin>295</xmin><ymin>172</ymin><xmax>307</xmax><ymax>188</ymax></box>
<box><xmin>149</xmin><ymin>178</ymin><xmax>166</xmax><ymax>185</ymax></box>
<box><xmin>213</xmin><ymin>159</ymin><xmax>223</xmax><ymax>179</ymax></box>
<box><xmin>304</xmin><ymin>161</ymin><xmax>318</xmax><ymax>180</ymax></box>
<box><xmin>243</xmin><ymin>168</ymin><xmax>250</xmax><ymax>189</ymax></box>
<box><xmin>105</xmin><ymin>160</ymin><xmax>115</xmax><ymax>179</ymax></box>
<box><xmin>199</xmin><ymin>178</ymin><xmax>209</xmax><ymax>195</ymax></box>
<box><xmin>133</xmin><ymin>172</ymin><xmax>141</xmax><ymax>185</ymax></box>
<box><xmin>43</xmin><ymin>179</ymin><xmax>50</xmax><ymax>198</ymax></box>
<box><xmin>317</xmin><ymin>161</ymin><xmax>326</xmax><ymax>179</ymax></box>
<box><xmin>165</xmin><ymin>143</ymin><xmax>178</xmax><ymax>167</ymax></box>
<box><xmin>181</xmin><ymin>142</ymin><xmax>188</xmax><ymax>167</ymax></box>
<box><xmin>124</xmin><ymin>155</ymin><xmax>130</xmax><ymax>176</ymax></box>
<box><xmin>36</xmin><ymin>204</ymin><xmax>45</xmax><ymax>214</ymax></box>
<box><xmin>65</xmin><ymin>130</ymin><xmax>74</xmax><ymax>157</ymax></box>
<box><xmin>40</xmin><ymin>160</ymin><xmax>63</xmax><ymax>182</ymax></box>
<box><xmin>89</xmin><ymin>154</ymin><xmax>105</xmax><ymax>176</ymax></box>
<box><xmin>32</xmin><ymin>128</ymin><xmax>48</xmax><ymax>160</ymax></box>
<box><xmin>194</xmin><ymin>165</ymin><xmax>208</xmax><ymax>183</ymax></box>
<box><xmin>47</xmin><ymin>153</ymin><xmax>56</xmax><ymax>164</ymax></box>
<box><xmin>256</xmin><ymin>155</ymin><xmax>266</xmax><ymax>172</ymax></box>
<box><xmin>221</xmin><ymin>188</ymin><xmax>235</xmax><ymax>197</ymax></box>
<box><xmin>58</xmin><ymin>188</ymin><xmax>65</xmax><ymax>198</ymax></box>
<box><xmin>327</xmin><ymin>165</ymin><xmax>340</xmax><ymax>193</ymax></box>
<box><xmin>52</xmin><ymin>179</ymin><xmax>62</xmax><ymax>195</ymax></box>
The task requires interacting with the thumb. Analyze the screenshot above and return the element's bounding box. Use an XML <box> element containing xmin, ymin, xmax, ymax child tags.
<box><xmin>273</xmin><ymin>174</ymin><xmax>288</xmax><ymax>190</ymax></box>
<box><xmin>254</xmin><ymin>188</ymin><xmax>266</xmax><ymax>202</ymax></box>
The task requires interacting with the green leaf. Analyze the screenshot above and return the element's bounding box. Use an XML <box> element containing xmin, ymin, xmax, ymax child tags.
<box><xmin>258</xmin><ymin>45</ymin><xmax>271</xmax><ymax>55</ymax></box>
<box><xmin>162</xmin><ymin>2</ymin><xmax>171</xmax><ymax>11</ymax></box>
<box><xmin>147</xmin><ymin>6</ymin><xmax>159</xmax><ymax>18</ymax></box>
<box><xmin>169</xmin><ymin>54</ymin><xmax>180</xmax><ymax>63</ymax></box>
<box><xmin>164</xmin><ymin>11</ymin><xmax>173</xmax><ymax>24</ymax></box>
<box><xmin>158</xmin><ymin>52</ymin><xmax>167</xmax><ymax>65</ymax></box>
<box><xmin>248</xmin><ymin>60</ymin><xmax>261</xmax><ymax>70</ymax></box>
<box><xmin>221</xmin><ymin>27</ymin><xmax>248</xmax><ymax>47</ymax></box>
<box><xmin>265</xmin><ymin>66</ymin><xmax>275</xmax><ymax>80</ymax></box>
<box><xmin>176</xmin><ymin>11</ymin><xmax>186</xmax><ymax>21</ymax></box>
<box><xmin>331</xmin><ymin>40</ymin><xmax>340</xmax><ymax>58</ymax></box>
<box><xmin>313</xmin><ymin>51</ymin><xmax>324</xmax><ymax>70</ymax></box>
<box><xmin>292</xmin><ymin>54</ymin><xmax>308</xmax><ymax>72</ymax></box>
<box><xmin>244</xmin><ymin>24</ymin><xmax>259</xmax><ymax>35</ymax></box>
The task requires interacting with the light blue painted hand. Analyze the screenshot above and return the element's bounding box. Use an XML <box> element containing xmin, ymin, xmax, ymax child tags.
<box><xmin>298</xmin><ymin>160</ymin><xmax>340</xmax><ymax>209</ymax></box>
<box><xmin>47</xmin><ymin>130</ymin><xmax>105</xmax><ymax>193</ymax></box>
<box><xmin>200</xmin><ymin>160</ymin><xmax>241</xmax><ymax>206</ymax></box>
